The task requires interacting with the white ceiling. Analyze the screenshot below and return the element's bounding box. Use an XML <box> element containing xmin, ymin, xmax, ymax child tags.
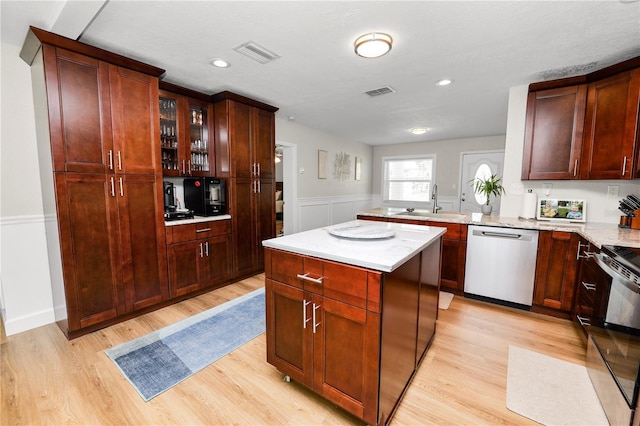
<box><xmin>2</xmin><ymin>1</ymin><xmax>640</xmax><ymax>145</ymax></box>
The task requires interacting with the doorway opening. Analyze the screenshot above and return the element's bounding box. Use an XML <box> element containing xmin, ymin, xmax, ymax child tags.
<box><xmin>274</xmin><ymin>141</ymin><xmax>297</xmax><ymax>235</ymax></box>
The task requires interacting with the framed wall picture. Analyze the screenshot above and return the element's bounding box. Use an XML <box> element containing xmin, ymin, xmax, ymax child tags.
<box><xmin>536</xmin><ymin>199</ymin><xmax>586</xmax><ymax>222</ymax></box>
<box><xmin>318</xmin><ymin>150</ymin><xmax>327</xmax><ymax>179</ymax></box>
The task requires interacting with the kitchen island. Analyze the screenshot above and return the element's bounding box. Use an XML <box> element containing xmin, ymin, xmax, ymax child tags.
<box><xmin>262</xmin><ymin>220</ymin><xmax>445</xmax><ymax>426</ymax></box>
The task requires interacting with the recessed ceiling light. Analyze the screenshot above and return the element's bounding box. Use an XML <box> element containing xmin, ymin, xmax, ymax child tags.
<box><xmin>435</xmin><ymin>79</ymin><xmax>453</xmax><ymax>86</ymax></box>
<box><xmin>410</xmin><ymin>127</ymin><xmax>429</xmax><ymax>135</ymax></box>
<box><xmin>209</xmin><ymin>58</ymin><xmax>230</xmax><ymax>68</ymax></box>
<box><xmin>354</xmin><ymin>32</ymin><xmax>393</xmax><ymax>58</ymax></box>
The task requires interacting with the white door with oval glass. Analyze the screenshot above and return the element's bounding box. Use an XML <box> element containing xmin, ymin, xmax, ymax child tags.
<box><xmin>459</xmin><ymin>151</ymin><xmax>505</xmax><ymax>214</ymax></box>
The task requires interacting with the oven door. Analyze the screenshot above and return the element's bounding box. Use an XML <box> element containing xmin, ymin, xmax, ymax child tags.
<box><xmin>595</xmin><ymin>253</ymin><xmax>640</xmax><ymax>331</ymax></box>
<box><xmin>588</xmin><ymin>250</ymin><xmax>640</xmax><ymax>424</ymax></box>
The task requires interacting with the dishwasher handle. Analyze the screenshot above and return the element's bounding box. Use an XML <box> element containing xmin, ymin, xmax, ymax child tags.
<box><xmin>474</xmin><ymin>229</ymin><xmax>523</xmax><ymax>239</ymax></box>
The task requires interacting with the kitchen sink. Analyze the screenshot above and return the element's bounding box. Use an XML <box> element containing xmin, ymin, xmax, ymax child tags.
<box><xmin>391</xmin><ymin>210</ymin><xmax>468</xmax><ymax>220</ymax></box>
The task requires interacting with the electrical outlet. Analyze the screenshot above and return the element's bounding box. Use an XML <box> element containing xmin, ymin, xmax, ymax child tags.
<box><xmin>607</xmin><ymin>185</ymin><xmax>619</xmax><ymax>198</ymax></box>
<box><xmin>542</xmin><ymin>183</ymin><xmax>552</xmax><ymax>196</ymax></box>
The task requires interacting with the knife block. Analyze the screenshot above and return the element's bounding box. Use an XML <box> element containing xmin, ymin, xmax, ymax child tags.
<box><xmin>632</xmin><ymin>209</ymin><xmax>640</xmax><ymax>230</ymax></box>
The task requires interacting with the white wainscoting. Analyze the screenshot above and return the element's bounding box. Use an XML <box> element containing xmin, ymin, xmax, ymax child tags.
<box><xmin>0</xmin><ymin>215</ymin><xmax>56</xmax><ymax>336</ymax></box>
<box><xmin>296</xmin><ymin>195</ymin><xmax>375</xmax><ymax>232</ymax></box>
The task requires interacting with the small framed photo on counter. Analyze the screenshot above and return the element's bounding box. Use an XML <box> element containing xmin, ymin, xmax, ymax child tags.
<box><xmin>537</xmin><ymin>199</ymin><xmax>586</xmax><ymax>222</ymax></box>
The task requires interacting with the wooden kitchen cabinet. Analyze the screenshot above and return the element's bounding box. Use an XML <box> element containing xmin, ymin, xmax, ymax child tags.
<box><xmin>522</xmin><ymin>57</ymin><xmax>640</xmax><ymax>181</ymax></box>
<box><xmin>265</xmin><ymin>250</ymin><xmax>380</xmax><ymax>423</ymax></box>
<box><xmin>521</xmin><ymin>85</ymin><xmax>587</xmax><ymax>180</ymax></box>
<box><xmin>265</xmin><ymin>241</ymin><xmax>440</xmax><ymax>426</ymax></box>
<box><xmin>166</xmin><ymin>220</ymin><xmax>233</xmax><ymax>297</ymax></box>
<box><xmin>572</xmin><ymin>241</ymin><xmax>612</xmax><ymax>336</ymax></box>
<box><xmin>23</xmin><ymin>27</ymin><xmax>169</xmax><ymax>338</ymax></box>
<box><xmin>213</xmin><ymin>92</ymin><xmax>278</xmax><ymax>277</ymax></box>
<box><xmin>532</xmin><ymin>231</ymin><xmax>581</xmax><ymax>318</ymax></box>
<box><xmin>580</xmin><ymin>69</ymin><xmax>640</xmax><ymax>179</ymax></box>
<box><xmin>159</xmin><ymin>83</ymin><xmax>214</xmax><ymax>177</ymax></box>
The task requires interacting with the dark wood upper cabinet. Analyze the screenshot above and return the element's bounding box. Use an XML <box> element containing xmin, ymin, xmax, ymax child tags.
<box><xmin>523</xmin><ymin>57</ymin><xmax>640</xmax><ymax>180</ymax></box>
<box><xmin>521</xmin><ymin>85</ymin><xmax>587</xmax><ymax>180</ymax></box>
<box><xmin>581</xmin><ymin>69</ymin><xmax>640</xmax><ymax>179</ymax></box>
<box><xmin>43</xmin><ymin>46</ymin><xmax>114</xmax><ymax>174</ymax></box>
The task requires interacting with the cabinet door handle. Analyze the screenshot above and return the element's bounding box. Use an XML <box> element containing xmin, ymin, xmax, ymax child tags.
<box><xmin>257</xmin><ymin>180</ymin><xmax>261</xmax><ymax>193</ymax></box>
<box><xmin>108</xmin><ymin>150</ymin><xmax>114</xmax><ymax>170</ymax></box>
<box><xmin>622</xmin><ymin>156</ymin><xmax>628</xmax><ymax>176</ymax></box>
<box><xmin>576</xmin><ymin>241</ymin><xmax>591</xmax><ymax>260</ymax></box>
<box><xmin>117</xmin><ymin>151</ymin><xmax>122</xmax><ymax>171</ymax></box>
<box><xmin>205</xmin><ymin>241</ymin><xmax>209</xmax><ymax>256</ymax></box>
<box><xmin>110</xmin><ymin>177</ymin><xmax>115</xmax><ymax>197</ymax></box>
<box><xmin>302</xmin><ymin>300</ymin><xmax>311</xmax><ymax>329</ymax></box>
<box><xmin>119</xmin><ymin>177</ymin><xmax>124</xmax><ymax>197</ymax></box>
<box><xmin>582</xmin><ymin>281</ymin><xmax>597</xmax><ymax>291</ymax></box>
<box><xmin>296</xmin><ymin>273</ymin><xmax>324</xmax><ymax>284</ymax></box>
<box><xmin>312</xmin><ymin>303</ymin><xmax>321</xmax><ymax>333</ymax></box>
<box><xmin>187</xmin><ymin>160</ymin><xmax>192</xmax><ymax>175</ymax></box>
<box><xmin>257</xmin><ymin>163</ymin><xmax>260</xmax><ymax>177</ymax></box>
<box><xmin>573</xmin><ymin>159</ymin><xmax>578</xmax><ymax>177</ymax></box>
<box><xmin>196</xmin><ymin>228</ymin><xmax>211</xmax><ymax>233</ymax></box>
<box><xmin>182</xmin><ymin>160</ymin><xmax>186</xmax><ymax>175</ymax></box>
<box><xmin>199</xmin><ymin>242</ymin><xmax>203</xmax><ymax>258</ymax></box>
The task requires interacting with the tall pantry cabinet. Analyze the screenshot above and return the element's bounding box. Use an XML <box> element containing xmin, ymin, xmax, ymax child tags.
<box><xmin>212</xmin><ymin>92</ymin><xmax>278</xmax><ymax>278</ymax></box>
<box><xmin>21</xmin><ymin>27</ymin><xmax>169</xmax><ymax>338</ymax></box>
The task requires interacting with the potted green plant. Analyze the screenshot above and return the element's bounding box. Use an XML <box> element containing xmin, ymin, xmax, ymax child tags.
<box><xmin>471</xmin><ymin>174</ymin><xmax>505</xmax><ymax>215</ymax></box>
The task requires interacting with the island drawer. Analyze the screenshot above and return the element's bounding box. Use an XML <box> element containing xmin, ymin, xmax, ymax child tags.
<box><xmin>264</xmin><ymin>248</ymin><xmax>381</xmax><ymax>311</ymax></box>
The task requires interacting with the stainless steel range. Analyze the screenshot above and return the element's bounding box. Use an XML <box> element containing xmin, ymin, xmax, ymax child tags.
<box><xmin>587</xmin><ymin>244</ymin><xmax>640</xmax><ymax>426</ymax></box>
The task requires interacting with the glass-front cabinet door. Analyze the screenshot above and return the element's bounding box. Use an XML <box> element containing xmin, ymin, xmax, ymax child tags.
<box><xmin>188</xmin><ymin>101</ymin><xmax>211</xmax><ymax>174</ymax></box>
<box><xmin>158</xmin><ymin>90</ymin><xmax>213</xmax><ymax>177</ymax></box>
<box><xmin>159</xmin><ymin>94</ymin><xmax>179</xmax><ymax>175</ymax></box>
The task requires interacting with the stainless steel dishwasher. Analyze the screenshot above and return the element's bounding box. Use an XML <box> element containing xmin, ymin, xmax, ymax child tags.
<box><xmin>464</xmin><ymin>225</ymin><xmax>539</xmax><ymax>307</ymax></box>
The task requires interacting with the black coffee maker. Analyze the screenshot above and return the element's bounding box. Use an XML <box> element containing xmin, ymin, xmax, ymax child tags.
<box><xmin>163</xmin><ymin>181</ymin><xmax>177</xmax><ymax>212</ymax></box>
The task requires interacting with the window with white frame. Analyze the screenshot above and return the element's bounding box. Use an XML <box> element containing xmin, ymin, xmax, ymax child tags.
<box><xmin>382</xmin><ymin>155</ymin><xmax>435</xmax><ymax>203</ymax></box>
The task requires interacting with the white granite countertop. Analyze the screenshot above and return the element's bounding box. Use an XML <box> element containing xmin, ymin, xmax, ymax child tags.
<box><xmin>262</xmin><ymin>220</ymin><xmax>446</xmax><ymax>273</ymax></box>
<box><xmin>165</xmin><ymin>214</ymin><xmax>231</xmax><ymax>226</ymax></box>
<box><xmin>358</xmin><ymin>207</ymin><xmax>640</xmax><ymax>249</ymax></box>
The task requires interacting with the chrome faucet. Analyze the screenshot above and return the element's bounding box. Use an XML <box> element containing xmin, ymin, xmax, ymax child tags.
<box><xmin>432</xmin><ymin>184</ymin><xmax>442</xmax><ymax>213</ymax></box>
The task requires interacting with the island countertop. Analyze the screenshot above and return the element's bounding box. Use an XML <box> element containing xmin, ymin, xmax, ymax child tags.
<box><xmin>261</xmin><ymin>219</ymin><xmax>446</xmax><ymax>273</ymax></box>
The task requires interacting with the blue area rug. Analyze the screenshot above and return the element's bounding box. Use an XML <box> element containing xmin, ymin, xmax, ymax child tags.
<box><xmin>105</xmin><ymin>287</ymin><xmax>265</xmax><ymax>401</ymax></box>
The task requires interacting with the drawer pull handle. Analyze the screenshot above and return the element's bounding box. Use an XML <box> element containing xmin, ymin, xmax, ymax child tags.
<box><xmin>576</xmin><ymin>315</ymin><xmax>591</xmax><ymax>327</ymax></box>
<box><xmin>196</xmin><ymin>228</ymin><xmax>211</xmax><ymax>233</ymax></box>
<box><xmin>582</xmin><ymin>282</ymin><xmax>597</xmax><ymax>291</ymax></box>
<box><xmin>296</xmin><ymin>273</ymin><xmax>324</xmax><ymax>284</ymax></box>
<box><xmin>302</xmin><ymin>300</ymin><xmax>311</xmax><ymax>329</ymax></box>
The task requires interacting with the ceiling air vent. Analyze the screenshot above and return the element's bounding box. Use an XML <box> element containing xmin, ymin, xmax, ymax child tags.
<box><xmin>365</xmin><ymin>86</ymin><xmax>395</xmax><ymax>97</ymax></box>
<box><xmin>233</xmin><ymin>41</ymin><xmax>280</xmax><ymax>64</ymax></box>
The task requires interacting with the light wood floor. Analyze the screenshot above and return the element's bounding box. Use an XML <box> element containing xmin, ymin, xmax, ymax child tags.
<box><xmin>1</xmin><ymin>275</ymin><xmax>587</xmax><ymax>425</ymax></box>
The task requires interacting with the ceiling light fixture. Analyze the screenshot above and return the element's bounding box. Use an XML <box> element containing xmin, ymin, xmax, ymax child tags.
<box><xmin>435</xmin><ymin>78</ymin><xmax>453</xmax><ymax>86</ymax></box>
<box><xmin>410</xmin><ymin>127</ymin><xmax>429</xmax><ymax>135</ymax></box>
<box><xmin>354</xmin><ymin>32</ymin><xmax>393</xmax><ymax>58</ymax></box>
<box><xmin>209</xmin><ymin>58</ymin><xmax>230</xmax><ymax>68</ymax></box>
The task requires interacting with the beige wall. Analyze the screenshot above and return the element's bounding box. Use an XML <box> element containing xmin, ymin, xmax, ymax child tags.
<box><xmin>275</xmin><ymin>118</ymin><xmax>373</xmax><ymax>198</ymax></box>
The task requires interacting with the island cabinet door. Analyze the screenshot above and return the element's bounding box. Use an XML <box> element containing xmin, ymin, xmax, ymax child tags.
<box><xmin>313</xmin><ymin>297</ymin><xmax>380</xmax><ymax>425</ymax></box>
<box><xmin>265</xmin><ymin>279</ymin><xmax>314</xmax><ymax>386</ymax></box>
